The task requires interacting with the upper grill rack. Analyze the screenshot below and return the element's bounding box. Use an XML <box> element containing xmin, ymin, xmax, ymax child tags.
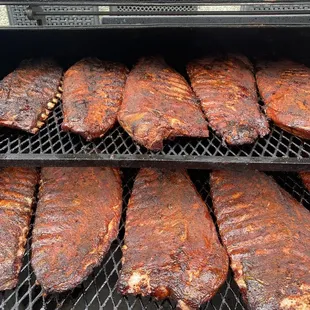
<box><xmin>0</xmin><ymin>103</ymin><xmax>309</xmax><ymax>170</ymax></box>
<box><xmin>0</xmin><ymin>170</ymin><xmax>309</xmax><ymax>310</ymax></box>
<box><xmin>2</xmin><ymin>1</ymin><xmax>310</xmax><ymax>28</ymax></box>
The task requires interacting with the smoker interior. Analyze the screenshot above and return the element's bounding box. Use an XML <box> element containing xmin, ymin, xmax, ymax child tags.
<box><xmin>0</xmin><ymin>29</ymin><xmax>310</xmax><ymax>169</ymax></box>
<box><xmin>0</xmin><ymin>168</ymin><xmax>309</xmax><ymax>310</ymax></box>
<box><xmin>2</xmin><ymin>28</ymin><xmax>310</xmax><ymax>75</ymax></box>
<box><xmin>0</xmin><ymin>28</ymin><xmax>310</xmax><ymax>309</ymax></box>
<box><xmin>2</xmin><ymin>28</ymin><xmax>310</xmax><ymax>69</ymax></box>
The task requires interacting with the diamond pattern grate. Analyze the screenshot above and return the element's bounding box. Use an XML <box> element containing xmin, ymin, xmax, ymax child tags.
<box><xmin>0</xmin><ymin>169</ymin><xmax>309</xmax><ymax>310</ymax></box>
<box><xmin>0</xmin><ymin>103</ymin><xmax>309</xmax><ymax>169</ymax></box>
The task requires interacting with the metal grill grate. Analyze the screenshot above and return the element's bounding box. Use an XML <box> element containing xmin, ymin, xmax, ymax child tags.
<box><xmin>0</xmin><ymin>169</ymin><xmax>309</xmax><ymax>310</ymax></box>
<box><xmin>0</xmin><ymin>103</ymin><xmax>309</xmax><ymax>169</ymax></box>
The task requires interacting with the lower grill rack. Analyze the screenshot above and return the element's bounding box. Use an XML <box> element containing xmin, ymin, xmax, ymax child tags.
<box><xmin>0</xmin><ymin>169</ymin><xmax>309</xmax><ymax>310</ymax></box>
<box><xmin>0</xmin><ymin>104</ymin><xmax>309</xmax><ymax>170</ymax></box>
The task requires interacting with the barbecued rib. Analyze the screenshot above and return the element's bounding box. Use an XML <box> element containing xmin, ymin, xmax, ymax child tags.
<box><xmin>187</xmin><ymin>54</ymin><xmax>270</xmax><ymax>145</ymax></box>
<box><xmin>0</xmin><ymin>168</ymin><xmax>38</xmax><ymax>290</ymax></box>
<box><xmin>118</xmin><ymin>169</ymin><xmax>228</xmax><ymax>309</ymax></box>
<box><xmin>62</xmin><ymin>58</ymin><xmax>128</xmax><ymax>141</ymax></box>
<box><xmin>0</xmin><ymin>58</ymin><xmax>63</xmax><ymax>134</ymax></box>
<box><xmin>210</xmin><ymin>170</ymin><xmax>310</xmax><ymax>310</ymax></box>
<box><xmin>118</xmin><ymin>56</ymin><xmax>209</xmax><ymax>150</ymax></box>
<box><xmin>256</xmin><ymin>59</ymin><xmax>310</xmax><ymax>140</ymax></box>
<box><xmin>31</xmin><ymin>167</ymin><xmax>122</xmax><ymax>293</ymax></box>
<box><xmin>300</xmin><ymin>172</ymin><xmax>310</xmax><ymax>192</ymax></box>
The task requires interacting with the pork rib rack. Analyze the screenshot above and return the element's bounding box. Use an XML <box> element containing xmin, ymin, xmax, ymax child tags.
<box><xmin>187</xmin><ymin>54</ymin><xmax>269</xmax><ymax>145</ymax></box>
<box><xmin>0</xmin><ymin>168</ymin><xmax>38</xmax><ymax>290</ymax></box>
<box><xmin>62</xmin><ymin>58</ymin><xmax>128</xmax><ymax>140</ymax></box>
<box><xmin>256</xmin><ymin>59</ymin><xmax>310</xmax><ymax>140</ymax></box>
<box><xmin>118</xmin><ymin>168</ymin><xmax>228</xmax><ymax>309</ymax></box>
<box><xmin>211</xmin><ymin>170</ymin><xmax>310</xmax><ymax>310</ymax></box>
<box><xmin>0</xmin><ymin>58</ymin><xmax>62</xmax><ymax>134</ymax></box>
<box><xmin>32</xmin><ymin>167</ymin><xmax>122</xmax><ymax>293</ymax></box>
<box><xmin>118</xmin><ymin>56</ymin><xmax>209</xmax><ymax>150</ymax></box>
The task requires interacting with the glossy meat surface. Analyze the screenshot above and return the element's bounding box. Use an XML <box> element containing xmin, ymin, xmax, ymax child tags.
<box><xmin>118</xmin><ymin>169</ymin><xmax>228</xmax><ymax>309</ymax></box>
<box><xmin>211</xmin><ymin>170</ymin><xmax>310</xmax><ymax>310</ymax></box>
<box><xmin>187</xmin><ymin>55</ymin><xmax>269</xmax><ymax>145</ymax></box>
<box><xmin>0</xmin><ymin>59</ymin><xmax>62</xmax><ymax>134</ymax></box>
<box><xmin>62</xmin><ymin>58</ymin><xmax>128</xmax><ymax>140</ymax></box>
<box><xmin>256</xmin><ymin>59</ymin><xmax>310</xmax><ymax>139</ymax></box>
<box><xmin>300</xmin><ymin>172</ymin><xmax>310</xmax><ymax>192</ymax></box>
<box><xmin>118</xmin><ymin>56</ymin><xmax>209</xmax><ymax>150</ymax></box>
<box><xmin>0</xmin><ymin>168</ymin><xmax>38</xmax><ymax>290</ymax></box>
<box><xmin>32</xmin><ymin>167</ymin><xmax>122</xmax><ymax>293</ymax></box>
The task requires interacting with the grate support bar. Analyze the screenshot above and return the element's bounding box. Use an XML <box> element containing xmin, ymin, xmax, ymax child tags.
<box><xmin>0</xmin><ymin>154</ymin><xmax>310</xmax><ymax>171</ymax></box>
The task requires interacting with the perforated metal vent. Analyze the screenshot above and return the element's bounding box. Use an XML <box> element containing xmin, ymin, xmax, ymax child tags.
<box><xmin>7</xmin><ymin>5</ymin><xmax>36</xmax><ymax>26</ymax></box>
<box><xmin>7</xmin><ymin>5</ymin><xmax>98</xmax><ymax>26</ymax></box>
<box><xmin>114</xmin><ymin>5</ymin><xmax>196</xmax><ymax>13</ymax></box>
<box><xmin>252</xmin><ymin>4</ymin><xmax>310</xmax><ymax>11</ymax></box>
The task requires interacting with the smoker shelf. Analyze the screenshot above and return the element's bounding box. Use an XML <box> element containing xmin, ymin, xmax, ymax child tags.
<box><xmin>0</xmin><ymin>103</ymin><xmax>309</xmax><ymax>170</ymax></box>
<box><xmin>0</xmin><ymin>169</ymin><xmax>309</xmax><ymax>310</ymax></box>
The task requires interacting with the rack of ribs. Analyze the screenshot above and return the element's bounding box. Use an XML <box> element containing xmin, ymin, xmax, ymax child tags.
<box><xmin>256</xmin><ymin>59</ymin><xmax>310</xmax><ymax>140</ymax></box>
<box><xmin>187</xmin><ymin>54</ymin><xmax>269</xmax><ymax>145</ymax></box>
<box><xmin>0</xmin><ymin>58</ymin><xmax>63</xmax><ymax>134</ymax></box>
<box><xmin>118</xmin><ymin>169</ymin><xmax>228</xmax><ymax>309</ymax></box>
<box><xmin>118</xmin><ymin>56</ymin><xmax>209</xmax><ymax>150</ymax></box>
<box><xmin>62</xmin><ymin>58</ymin><xmax>128</xmax><ymax>140</ymax></box>
<box><xmin>0</xmin><ymin>168</ymin><xmax>38</xmax><ymax>290</ymax></box>
<box><xmin>300</xmin><ymin>172</ymin><xmax>310</xmax><ymax>191</ymax></box>
<box><xmin>210</xmin><ymin>170</ymin><xmax>310</xmax><ymax>310</ymax></box>
<box><xmin>31</xmin><ymin>167</ymin><xmax>122</xmax><ymax>293</ymax></box>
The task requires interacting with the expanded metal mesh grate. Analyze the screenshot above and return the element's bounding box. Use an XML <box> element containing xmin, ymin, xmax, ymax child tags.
<box><xmin>0</xmin><ymin>169</ymin><xmax>309</xmax><ymax>310</ymax></box>
<box><xmin>0</xmin><ymin>103</ymin><xmax>309</xmax><ymax>168</ymax></box>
